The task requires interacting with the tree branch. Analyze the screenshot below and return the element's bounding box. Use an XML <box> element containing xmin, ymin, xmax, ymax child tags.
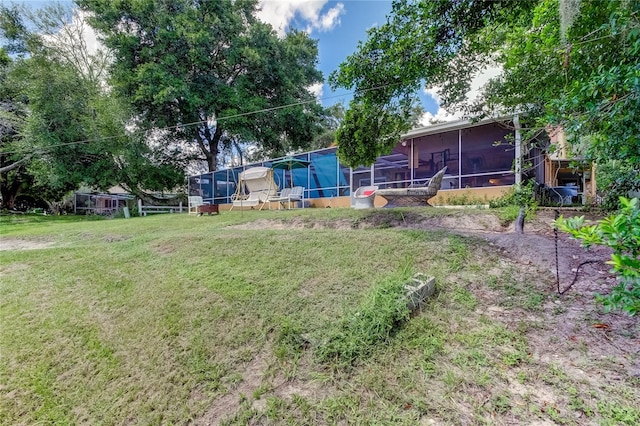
<box><xmin>0</xmin><ymin>156</ymin><xmax>30</xmax><ymax>173</ymax></box>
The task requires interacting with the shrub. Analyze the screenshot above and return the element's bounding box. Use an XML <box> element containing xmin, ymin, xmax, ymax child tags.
<box><xmin>490</xmin><ymin>181</ymin><xmax>537</xmax><ymax>224</ymax></box>
<box><xmin>596</xmin><ymin>161</ymin><xmax>640</xmax><ymax>211</ymax></box>
<box><xmin>555</xmin><ymin>197</ymin><xmax>640</xmax><ymax>315</ymax></box>
<box><xmin>442</xmin><ymin>191</ymin><xmax>487</xmax><ymax>206</ymax></box>
<box><xmin>489</xmin><ymin>181</ymin><xmax>537</xmax><ymax>209</ymax></box>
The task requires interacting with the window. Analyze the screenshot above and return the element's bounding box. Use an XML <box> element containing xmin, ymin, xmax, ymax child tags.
<box><xmin>413</xmin><ymin>130</ymin><xmax>459</xmax><ymax>180</ymax></box>
<box><xmin>461</xmin><ymin>123</ymin><xmax>514</xmax><ymax>175</ymax></box>
<box><xmin>373</xmin><ymin>144</ymin><xmax>411</xmax><ymax>188</ymax></box>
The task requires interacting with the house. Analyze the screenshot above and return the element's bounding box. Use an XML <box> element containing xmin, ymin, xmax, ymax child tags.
<box><xmin>73</xmin><ymin>191</ymin><xmax>133</xmax><ymax>215</ymax></box>
<box><xmin>188</xmin><ymin>116</ymin><xmax>591</xmax><ymax>208</ymax></box>
<box><xmin>539</xmin><ymin>127</ymin><xmax>596</xmax><ymax>204</ymax></box>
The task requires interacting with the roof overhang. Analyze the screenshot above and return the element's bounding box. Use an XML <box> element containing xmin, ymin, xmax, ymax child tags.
<box><xmin>401</xmin><ymin>116</ymin><xmax>515</xmax><ymax>140</ymax></box>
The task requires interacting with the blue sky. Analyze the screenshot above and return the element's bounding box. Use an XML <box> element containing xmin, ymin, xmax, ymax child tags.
<box><xmin>296</xmin><ymin>1</ymin><xmax>396</xmax><ymax>105</ymax></box>
<box><xmin>256</xmin><ymin>0</ymin><xmax>440</xmax><ymax>115</ymax></box>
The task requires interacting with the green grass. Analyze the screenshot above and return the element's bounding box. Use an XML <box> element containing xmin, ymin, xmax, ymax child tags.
<box><xmin>1</xmin><ymin>209</ymin><xmax>638</xmax><ymax>425</ymax></box>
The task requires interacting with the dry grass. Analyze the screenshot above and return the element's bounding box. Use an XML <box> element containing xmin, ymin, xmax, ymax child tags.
<box><xmin>1</xmin><ymin>208</ymin><xmax>638</xmax><ymax>425</ymax></box>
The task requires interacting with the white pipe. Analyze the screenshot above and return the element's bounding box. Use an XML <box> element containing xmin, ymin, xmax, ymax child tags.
<box><xmin>514</xmin><ymin>114</ymin><xmax>522</xmax><ymax>185</ymax></box>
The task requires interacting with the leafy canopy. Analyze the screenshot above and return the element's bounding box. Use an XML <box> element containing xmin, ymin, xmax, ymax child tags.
<box><xmin>77</xmin><ymin>0</ymin><xmax>324</xmax><ymax>172</ymax></box>
<box><xmin>482</xmin><ymin>0</ymin><xmax>640</xmax><ymax>166</ymax></box>
<box><xmin>0</xmin><ymin>4</ymin><xmax>185</xmax><ymax>208</ymax></box>
<box><xmin>330</xmin><ymin>0</ymin><xmax>533</xmax><ymax>166</ymax></box>
<box><xmin>331</xmin><ymin>0</ymin><xmax>639</xmax><ymax>171</ymax></box>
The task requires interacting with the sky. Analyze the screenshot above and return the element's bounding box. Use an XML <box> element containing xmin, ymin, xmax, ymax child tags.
<box><xmin>255</xmin><ymin>1</ymin><xmax>441</xmax><ymax>117</ymax></box>
<box><xmin>16</xmin><ymin>0</ymin><xmax>473</xmax><ymax>123</ymax></box>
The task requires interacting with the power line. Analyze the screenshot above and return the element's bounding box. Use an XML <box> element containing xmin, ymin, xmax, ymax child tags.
<box><xmin>4</xmin><ymin>24</ymin><xmax>628</xmax><ymax>157</ymax></box>
<box><xmin>1</xmin><ymin>82</ymin><xmax>401</xmax><ymax>156</ymax></box>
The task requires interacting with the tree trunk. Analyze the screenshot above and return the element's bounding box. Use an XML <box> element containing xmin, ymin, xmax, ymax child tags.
<box><xmin>206</xmin><ymin>151</ymin><xmax>217</xmax><ymax>172</ymax></box>
<box><xmin>198</xmin><ymin>124</ymin><xmax>222</xmax><ymax>172</ymax></box>
<box><xmin>0</xmin><ymin>178</ymin><xmax>21</xmax><ymax>210</ymax></box>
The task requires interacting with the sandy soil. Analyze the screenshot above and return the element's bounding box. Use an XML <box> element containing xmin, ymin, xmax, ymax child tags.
<box><xmin>0</xmin><ymin>239</ymin><xmax>55</xmax><ymax>251</ymax></box>
<box><xmin>230</xmin><ymin>209</ymin><xmax>639</xmax><ymax>381</ymax></box>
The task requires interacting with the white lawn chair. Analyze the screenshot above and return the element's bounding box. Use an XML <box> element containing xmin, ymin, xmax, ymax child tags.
<box><xmin>188</xmin><ymin>196</ymin><xmax>204</xmax><ymax>215</ymax></box>
<box><xmin>352</xmin><ymin>186</ymin><xmax>378</xmax><ymax>209</ymax></box>
<box><xmin>269</xmin><ymin>186</ymin><xmax>305</xmax><ymax>209</ymax></box>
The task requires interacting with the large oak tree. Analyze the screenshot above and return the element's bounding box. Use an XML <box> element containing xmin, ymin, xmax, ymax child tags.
<box><xmin>77</xmin><ymin>0</ymin><xmax>324</xmax><ymax>172</ymax></box>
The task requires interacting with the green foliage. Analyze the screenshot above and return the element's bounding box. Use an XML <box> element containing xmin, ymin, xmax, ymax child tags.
<box><xmin>315</xmin><ymin>273</ymin><xmax>412</xmax><ymax>367</ymax></box>
<box><xmin>596</xmin><ymin>161</ymin><xmax>640</xmax><ymax>211</ymax></box>
<box><xmin>329</xmin><ymin>0</ymin><xmax>534</xmax><ymax>166</ymax></box>
<box><xmin>489</xmin><ymin>181</ymin><xmax>537</xmax><ymax>209</ymax></box>
<box><xmin>1</xmin><ymin>4</ymin><xmax>185</xmax><ymax>208</ymax></box>
<box><xmin>485</xmin><ymin>0</ymin><xmax>640</xmax><ymax>167</ymax></box>
<box><xmin>441</xmin><ymin>191</ymin><xmax>487</xmax><ymax>206</ymax></box>
<box><xmin>555</xmin><ymin>197</ymin><xmax>640</xmax><ymax>315</ymax></box>
<box><xmin>597</xmin><ymin>401</ymin><xmax>640</xmax><ymax>425</ymax></box>
<box><xmin>335</xmin><ymin>100</ymin><xmax>412</xmax><ymax>167</ymax></box>
<box><xmin>77</xmin><ymin>0</ymin><xmax>323</xmax><ymax>171</ymax></box>
<box><xmin>489</xmin><ymin>182</ymin><xmax>538</xmax><ymax>224</ymax></box>
<box><xmin>332</xmin><ymin>0</ymin><xmax>639</xmax><ymax>185</ymax></box>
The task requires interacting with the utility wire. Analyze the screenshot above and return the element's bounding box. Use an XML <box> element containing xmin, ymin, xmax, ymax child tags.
<box><xmin>3</xmin><ymin>27</ymin><xmax>629</xmax><ymax>157</ymax></box>
<box><xmin>1</xmin><ymin>82</ymin><xmax>402</xmax><ymax>156</ymax></box>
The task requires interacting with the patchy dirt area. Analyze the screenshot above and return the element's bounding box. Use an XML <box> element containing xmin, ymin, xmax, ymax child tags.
<box><xmin>421</xmin><ymin>210</ymin><xmax>638</xmax><ymax>375</ymax></box>
<box><xmin>0</xmin><ymin>238</ymin><xmax>56</xmax><ymax>251</ymax></box>
<box><xmin>209</xmin><ymin>208</ymin><xmax>639</xmax><ymax>424</ymax></box>
<box><xmin>230</xmin><ymin>209</ymin><xmax>639</xmax><ymax>380</ymax></box>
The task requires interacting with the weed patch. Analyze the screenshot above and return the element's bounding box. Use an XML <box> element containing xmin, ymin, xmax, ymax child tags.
<box><xmin>315</xmin><ymin>270</ymin><xmax>412</xmax><ymax>368</ymax></box>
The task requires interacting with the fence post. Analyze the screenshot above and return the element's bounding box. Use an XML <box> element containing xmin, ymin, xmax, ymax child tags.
<box><xmin>179</xmin><ymin>201</ymin><xmax>183</xmax><ymax>213</ymax></box>
<box><xmin>138</xmin><ymin>199</ymin><xmax>143</xmax><ymax>216</ymax></box>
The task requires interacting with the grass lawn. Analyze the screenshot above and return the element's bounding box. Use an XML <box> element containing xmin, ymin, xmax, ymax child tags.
<box><xmin>1</xmin><ymin>209</ymin><xmax>638</xmax><ymax>425</ymax></box>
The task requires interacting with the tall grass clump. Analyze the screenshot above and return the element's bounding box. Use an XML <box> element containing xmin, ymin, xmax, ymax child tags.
<box><xmin>315</xmin><ymin>272</ymin><xmax>412</xmax><ymax>368</ymax></box>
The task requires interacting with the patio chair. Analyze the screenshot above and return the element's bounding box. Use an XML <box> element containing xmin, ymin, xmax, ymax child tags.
<box><xmin>352</xmin><ymin>185</ymin><xmax>378</xmax><ymax>209</ymax></box>
<box><xmin>269</xmin><ymin>186</ymin><xmax>305</xmax><ymax>209</ymax></box>
<box><xmin>376</xmin><ymin>166</ymin><xmax>447</xmax><ymax>207</ymax></box>
<box><xmin>188</xmin><ymin>196</ymin><xmax>204</xmax><ymax>215</ymax></box>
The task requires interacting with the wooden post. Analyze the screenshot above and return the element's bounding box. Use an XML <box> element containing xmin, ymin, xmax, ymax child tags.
<box><xmin>137</xmin><ymin>199</ymin><xmax>143</xmax><ymax>216</ymax></box>
<box><xmin>179</xmin><ymin>201</ymin><xmax>183</xmax><ymax>213</ymax></box>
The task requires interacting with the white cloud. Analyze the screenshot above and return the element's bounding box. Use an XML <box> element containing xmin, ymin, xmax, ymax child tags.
<box><xmin>258</xmin><ymin>1</ymin><xmax>345</xmax><ymax>37</ymax></box>
<box><xmin>420</xmin><ymin>86</ymin><xmax>461</xmax><ymax>124</ymax></box>
<box><xmin>40</xmin><ymin>9</ymin><xmax>109</xmax><ymax>83</ymax></box>
<box><xmin>308</xmin><ymin>82</ymin><xmax>324</xmax><ymax>99</ymax></box>
<box><xmin>314</xmin><ymin>3</ymin><xmax>345</xmax><ymax>32</ymax></box>
<box><xmin>420</xmin><ymin>66</ymin><xmax>502</xmax><ymax>125</ymax></box>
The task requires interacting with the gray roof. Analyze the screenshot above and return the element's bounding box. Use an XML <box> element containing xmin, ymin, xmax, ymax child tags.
<box><xmin>401</xmin><ymin>116</ymin><xmax>514</xmax><ymax>139</ymax></box>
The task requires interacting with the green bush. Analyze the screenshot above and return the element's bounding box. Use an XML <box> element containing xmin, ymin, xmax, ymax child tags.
<box><xmin>442</xmin><ymin>191</ymin><xmax>487</xmax><ymax>206</ymax></box>
<box><xmin>596</xmin><ymin>161</ymin><xmax>640</xmax><ymax>211</ymax></box>
<box><xmin>489</xmin><ymin>181</ymin><xmax>537</xmax><ymax>209</ymax></box>
<box><xmin>555</xmin><ymin>197</ymin><xmax>640</xmax><ymax>315</ymax></box>
<box><xmin>490</xmin><ymin>181</ymin><xmax>537</xmax><ymax>224</ymax></box>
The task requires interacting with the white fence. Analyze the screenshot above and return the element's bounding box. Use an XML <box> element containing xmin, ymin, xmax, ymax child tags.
<box><xmin>137</xmin><ymin>199</ymin><xmax>184</xmax><ymax>216</ymax></box>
